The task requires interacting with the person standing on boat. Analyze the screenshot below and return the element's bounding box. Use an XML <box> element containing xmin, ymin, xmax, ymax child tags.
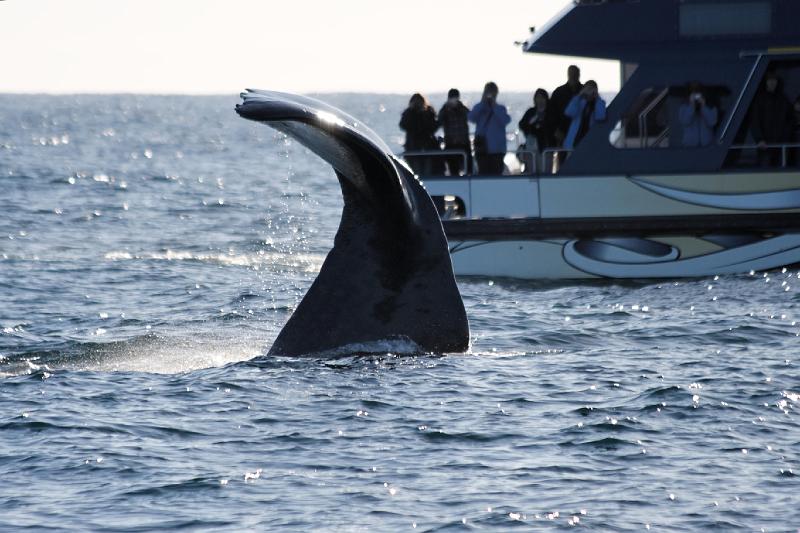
<box><xmin>469</xmin><ymin>82</ymin><xmax>511</xmax><ymax>175</ymax></box>
<box><xmin>678</xmin><ymin>83</ymin><xmax>718</xmax><ymax>148</ymax></box>
<box><xmin>550</xmin><ymin>65</ymin><xmax>583</xmax><ymax>148</ymax></box>
<box><xmin>563</xmin><ymin>80</ymin><xmax>607</xmax><ymax>150</ymax></box>
<box><xmin>749</xmin><ymin>71</ymin><xmax>793</xmax><ymax>168</ymax></box>
<box><xmin>400</xmin><ymin>93</ymin><xmax>442</xmax><ymax>175</ymax></box>
<box><xmin>437</xmin><ymin>88</ymin><xmax>473</xmax><ymax>176</ymax></box>
<box><xmin>518</xmin><ymin>89</ymin><xmax>556</xmax><ymax>172</ymax></box>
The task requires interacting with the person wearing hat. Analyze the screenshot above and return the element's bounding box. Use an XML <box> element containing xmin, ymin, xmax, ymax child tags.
<box><xmin>437</xmin><ymin>88</ymin><xmax>472</xmax><ymax>175</ymax></box>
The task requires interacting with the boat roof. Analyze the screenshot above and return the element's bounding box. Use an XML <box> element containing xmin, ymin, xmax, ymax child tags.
<box><xmin>523</xmin><ymin>0</ymin><xmax>800</xmax><ymax>62</ymax></box>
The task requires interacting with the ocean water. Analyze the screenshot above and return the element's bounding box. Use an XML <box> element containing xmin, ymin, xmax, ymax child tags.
<box><xmin>1</xmin><ymin>93</ymin><xmax>799</xmax><ymax>532</ymax></box>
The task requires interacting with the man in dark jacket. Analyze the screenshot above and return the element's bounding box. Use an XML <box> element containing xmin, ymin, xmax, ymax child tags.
<box><xmin>438</xmin><ymin>88</ymin><xmax>472</xmax><ymax>175</ymax></box>
<box><xmin>550</xmin><ymin>65</ymin><xmax>583</xmax><ymax>148</ymax></box>
<box><xmin>750</xmin><ymin>71</ymin><xmax>793</xmax><ymax>167</ymax></box>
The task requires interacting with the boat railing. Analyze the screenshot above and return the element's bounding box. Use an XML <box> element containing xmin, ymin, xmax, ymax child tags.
<box><xmin>651</xmin><ymin>127</ymin><xmax>670</xmax><ymax>148</ymax></box>
<box><xmin>720</xmin><ymin>54</ymin><xmax>764</xmax><ymax>141</ymax></box>
<box><xmin>402</xmin><ymin>149</ymin><xmax>469</xmax><ymax>175</ymax></box>
<box><xmin>515</xmin><ymin>149</ymin><xmax>539</xmax><ymax>176</ymax></box>
<box><xmin>728</xmin><ymin>142</ymin><xmax>800</xmax><ymax>168</ymax></box>
<box><xmin>401</xmin><ymin>149</ymin><xmax>541</xmax><ymax>177</ymax></box>
<box><xmin>541</xmin><ymin>148</ymin><xmax>574</xmax><ymax>174</ymax></box>
<box><xmin>638</xmin><ymin>87</ymin><xmax>669</xmax><ymax>148</ymax></box>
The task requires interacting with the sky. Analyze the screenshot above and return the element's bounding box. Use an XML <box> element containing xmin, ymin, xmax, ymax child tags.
<box><xmin>0</xmin><ymin>0</ymin><xmax>619</xmax><ymax>95</ymax></box>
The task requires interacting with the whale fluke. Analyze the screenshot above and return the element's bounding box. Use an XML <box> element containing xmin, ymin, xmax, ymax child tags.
<box><xmin>236</xmin><ymin>90</ymin><xmax>469</xmax><ymax>356</ymax></box>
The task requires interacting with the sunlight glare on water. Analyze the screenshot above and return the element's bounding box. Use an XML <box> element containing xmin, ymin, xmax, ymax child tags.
<box><xmin>0</xmin><ymin>94</ymin><xmax>799</xmax><ymax>531</ymax></box>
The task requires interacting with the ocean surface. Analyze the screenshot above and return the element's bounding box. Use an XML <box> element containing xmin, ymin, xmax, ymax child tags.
<box><xmin>1</xmin><ymin>93</ymin><xmax>799</xmax><ymax>532</ymax></box>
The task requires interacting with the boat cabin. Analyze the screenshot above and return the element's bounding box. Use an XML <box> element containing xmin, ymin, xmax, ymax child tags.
<box><xmin>412</xmin><ymin>0</ymin><xmax>800</xmax><ymax>279</ymax></box>
<box><xmin>522</xmin><ymin>0</ymin><xmax>800</xmax><ymax>176</ymax></box>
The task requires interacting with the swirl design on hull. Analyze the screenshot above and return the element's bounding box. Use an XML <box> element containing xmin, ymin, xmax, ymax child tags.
<box><xmin>563</xmin><ymin>234</ymin><xmax>800</xmax><ymax>278</ymax></box>
<box><xmin>631</xmin><ymin>179</ymin><xmax>800</xmax><ymax>211</ymax></box>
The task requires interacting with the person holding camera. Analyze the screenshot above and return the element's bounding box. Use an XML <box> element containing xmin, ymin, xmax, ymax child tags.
<box><xmin>438</xmin><ymin>88</ymin><xmax>473</xmax><ymax>176</ymax></box>
<box><xmin>563</xmin><ymin>80</ymin><xmax>607</xmax><ymax>150</ymax></box>
<box><xmin>679</xmin><ymin>83</ymin><xmax>718</xmax><ymax>148</ymax></box>
<box><xmin>468</xmin><ymin>81</ymin><xmax>511</xmax><ymax>175</ymax></box>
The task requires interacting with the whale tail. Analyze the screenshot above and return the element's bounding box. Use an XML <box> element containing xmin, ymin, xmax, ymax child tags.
<box><xmin>236</xmin><ymin>90</ymin><xmax>469</xmax><ymax>356</ymax></box>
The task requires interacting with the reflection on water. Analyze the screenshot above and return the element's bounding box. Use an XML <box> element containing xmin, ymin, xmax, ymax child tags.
<box><xmin>1</xmin><ymin>94</ymin><xmax>799</xmax><ymax>531</ymax></box>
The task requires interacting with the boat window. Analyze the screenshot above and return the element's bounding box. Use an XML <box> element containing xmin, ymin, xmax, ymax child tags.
<box><xmin>725</xmin><ymin>59</ymin><xmax>800</xmax><ymax>169</ymax></box>
<box><xmin>611</xmin><ymin>85</ymin><xmax>732</xmax><ymax>150</ymax></box>
<box><xmin>609</xmin><ymin>87</ymin><xmax>670</xmax><ymax>149</ymax></box>
<box><xmin>679</xmin><ymin>2</ymin><xmax>771</xmax><ymax>38</ymax></box>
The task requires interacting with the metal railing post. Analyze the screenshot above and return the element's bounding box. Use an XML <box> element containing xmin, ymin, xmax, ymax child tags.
<box><xmin>728</xmin><ymin>143</ymin><xmax>800</xmax><ymax>169</ymax></box>
<box><xmin>720</xmin><ymin>54</ymin><xmax>763</xmax><ymax>142</ymax></box>
<box><xmin>401</xmin><ymin>149</ymin><xmax>468</xmax><ymax>176</ymax></box>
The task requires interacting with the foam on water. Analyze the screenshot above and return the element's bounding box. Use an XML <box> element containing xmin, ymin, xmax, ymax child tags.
<box><xmin>103</xmin><ymin>249</ymin><xmax>326</xmax><ymax>272</ymax></box>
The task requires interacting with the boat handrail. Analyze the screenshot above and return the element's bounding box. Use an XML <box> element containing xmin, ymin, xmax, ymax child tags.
<box><xmin>638</xmin><ymin>87</ymin><xmax>669</xmax><ymax>148</ymax></box>
<box><xmin>720</xmin><ymin>54</ymin><xmax>764</xmax><ymax>142</ymax></box>
<box><xmin>652</xmin><ymin>127</ymin><xmax>670</xmax><ymax>148</ymax></box>
<box><xmin>515</xmin><ymin>149</ymin><xmax>539</xmax><ymax>176</ymax></box>
<box><xmin>729</xmin><ymin>142</ymin><xmax>800</xmax><ymax>168</ymax></box>
<box><xmin>402</xmin><ymin>149</ymin><xmax>468</xmax><ymax>175</ymax></box>
<box><xmin>401</xmin><ymin>149</ymin><xmax>540</xmax><ymax>177</ymax></box>
<box><xmin>541</xmin><ymin>148</ymin><xmax>574</xmax><ymax>174</ymax></box>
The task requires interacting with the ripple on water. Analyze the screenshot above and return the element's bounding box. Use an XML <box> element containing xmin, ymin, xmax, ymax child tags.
<box><xmin>2</xmin><ymin>95</ymin><xmax>800</xmax><ymax>531</ymax></box>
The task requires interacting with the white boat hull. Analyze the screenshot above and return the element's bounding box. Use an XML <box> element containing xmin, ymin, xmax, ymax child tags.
<box><xmin>425</xmin><ymin>171</ymin><xmax>800</xmax><ymax>280</ymax></box>
<box><xmin>449</xmin><ymin>235</ymin><xmax>800</xmax><ymax>279</ymax></box>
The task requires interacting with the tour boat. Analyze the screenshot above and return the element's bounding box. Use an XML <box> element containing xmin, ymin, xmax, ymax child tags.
<box><xmin>415</xmin><ymin>0</ymin><xmax>800</xmax><ymax>279</ymax></box>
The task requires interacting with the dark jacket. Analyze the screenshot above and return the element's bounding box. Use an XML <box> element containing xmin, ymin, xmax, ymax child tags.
<box><xmin>794</xmin><ymin>111</ymin><xmax>800</xmax><ymax>140</ymax></box>
<box><xmin>750</xmin><ymin>86</ymin><xmax>793</xmax><ymax>144</ymax></box>
<box><xmin>550</xmin><ymin>82</ymin><xmax>583</xmax><ymax>139</ymax></box>
<box><xmin>518</xmin><ymin>106</ymin><xmax>556</xmax><ymax>151</ymax></box>
<box><xmin>437</xmin><ymin>102</ymin><xmax>470</xmax><ymax>147</ymax></box>
<box><xmin>400</xmin><ymin>106</ymin><xmax>439</xmax><ymax>151</ymax></box>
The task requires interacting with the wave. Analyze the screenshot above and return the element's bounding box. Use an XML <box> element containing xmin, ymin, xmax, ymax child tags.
<box><xmin>0</xmin><ymin>248</ymin><xmax>327</xmax><ymax>274</ymax></box>
<box><xmin>103</xmin><ymin>249</ymin><xmax>325</xmax><ymax>272</ymax></box>
<box><xmin>0</xmin><ymin>332</ymin><xmax>266</xmax><ymax>376</ymax></box>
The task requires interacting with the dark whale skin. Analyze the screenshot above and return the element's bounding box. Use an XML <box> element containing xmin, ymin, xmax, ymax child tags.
<box><xmin>236</xmin><ymin>90</ymin><xmax>469</xmax><ymax>356</ymax></box>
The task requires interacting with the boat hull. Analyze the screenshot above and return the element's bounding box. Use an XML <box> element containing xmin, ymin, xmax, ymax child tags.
<box><xmin>448</xmin><ymin>234</ymin><xmax>800</xmax><ymax>279</ymax></box>
<box><xmin>425</xmin><ymin>171</ymin><xmax>800</xmax><ymax>279</ymax></box>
